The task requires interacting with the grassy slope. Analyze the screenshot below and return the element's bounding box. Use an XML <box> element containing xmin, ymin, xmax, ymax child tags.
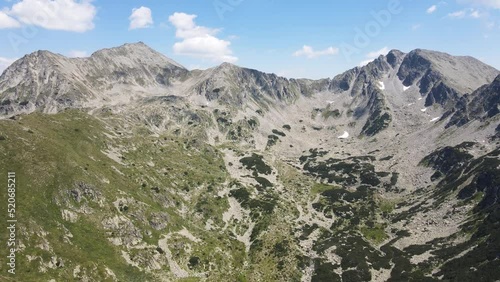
<box><xmin>0</xmin><ymin>110</ymin><xmax>317</xmax><ymax>281</ymax></box>
<box><xmin>1</xmin><ymin>109</ymin><xmax>494</xmax><ymax>281</ymax></box>
<box><xmin>0</xmin><ymin>111</ymin><xmax>152</xmax><ymax>281</ymax></box>
<box><xmin>0</xmin><ymin>110</ymin><xmax>243</xmax><ymax>281</ymax></box>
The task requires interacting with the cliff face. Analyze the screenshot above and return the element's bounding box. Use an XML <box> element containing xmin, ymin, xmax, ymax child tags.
<box><xmin>445</xmin><ymin>74</ymin><xmax>500</xmax><ymax>128</ymax></box>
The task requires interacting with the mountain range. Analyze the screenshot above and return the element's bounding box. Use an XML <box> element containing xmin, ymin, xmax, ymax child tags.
<box><xmin>0</xmin><ymin>42</ymin><xmax>499</xmax><ymax>281</ymax></box>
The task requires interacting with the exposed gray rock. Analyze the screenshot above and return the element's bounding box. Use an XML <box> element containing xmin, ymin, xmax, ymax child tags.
<box><xmin>397</xmin><ymin>49</ymin><xmax>499</xmax><ymax>107</ymax></box>
<box><xmin>445</xmin><ymin>74</ymin><xmax>500</xmax><ymax>128</ymax></box>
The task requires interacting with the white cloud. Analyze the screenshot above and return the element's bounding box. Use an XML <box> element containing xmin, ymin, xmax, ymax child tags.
<box><xmin>8</xmin><ymin>0</ymin><xmax>96</xmax><ymax>32</ymax></box>
<box><xmin>470</xmin><ymin>9</ymin><xmax>482</xmax><ymax>17</ymax></box>
<box><xmin>412</xmin><ymin>23</ymin><xmax>422</xmax><ymax>30</ymax></box>
<box><xmin>0</xmin><ymin>10</ymin><xmax>20</xmax><ymax>28</ymax></box>
<box><xmin>169</xmin><ymin>13</ymin><xmax>219</xmax><ymax>38</ymax></box>
<box><xmin>427</xmin><ymin>5</ymin><xmax>437</xmax><ymax>13</ymax></box>
<box><xmin>292</xmin><ymin>45</ymin><xmax>339</xmax><ymax>59</ymax></box>
<box><xmin>359</xmin><ymin>47</ymin><xmax>390</xmax><ymax>66</ymax></box>
<box><xmin>359</xmin><ymin>59</ymin><xmax>374</xmax><ymax>67</ymax></box>
<box><xmin>457</xmin><ymin>0</ymin><xmax>500</xmax><ymax>9</ymax></box>
<box><xmin>448</xmin><ymin>10</ymin><xmax>467</xmax><ymax>18</ymax></box>
<box><xmin>366</xmin><ymin>47</ymin><xmax>390</xmax><ymax>58</ymax></box>
<box><xmin>129</xmin><ymin>6</ymin><xmax>153</xmax><ymax>30</ymax></box>
<box><xmin>68</xmin><ymin>50</ymin><xmax>88</xmax><ymax>58</ymax></box>
<box><xmin>172</xmin><ymin>36</ymin><xmax>237</xmax><ymax>63</ymax></box>
<box><xmin>0</xmin><ymin>57</ymin><xmax>17</xmax><ymax>73</ymax></box>
<box><xmin>168</xmin><ymin>12</ymin><xmax>237</xmax><ymax>63</ymax></box>
<box><xmin>447</xmin><ymin>8</ymin><xmax>485</xmax><ymax>18</ymax></box>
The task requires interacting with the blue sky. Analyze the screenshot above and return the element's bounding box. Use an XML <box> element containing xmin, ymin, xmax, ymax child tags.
<box><xmin>0</xmin><ymin>0</ymin><xmax>499</xmax><ymax>79</ymax></box>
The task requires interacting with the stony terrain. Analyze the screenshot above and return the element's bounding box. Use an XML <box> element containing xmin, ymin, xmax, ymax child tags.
<box><xmin>0</xmin><ymin>43</ymin><xmax>499</xmax><ymax>281</ymax></box>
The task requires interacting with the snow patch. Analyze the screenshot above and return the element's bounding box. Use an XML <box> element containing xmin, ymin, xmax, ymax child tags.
<box><xmin>377</xmin><ymin>81</ymin><xmax>385</xmax><ymax>90</ymax></box>
<box><xmin>338</xmin><ymin>131</ymin><xmax>349</xmax><ymax>139</ymax></box>
<box><xmin>418</xmin><ymin>97</ymin><xmax>423</xmax><ymax>101</ymax></box>
<box><xmin>420</xmin><ymin>108</ymin><xmax>427</xmax><ymax>112</ymax></box>
<box><xmin>430</xmin><ymin>117</ymin><xmax>440</xmax><ymax>122</ymax></box>
<box><xmin>403</xmin><ymin>85</ymin><xmax>411</xmax><ymax>91</ymax></box>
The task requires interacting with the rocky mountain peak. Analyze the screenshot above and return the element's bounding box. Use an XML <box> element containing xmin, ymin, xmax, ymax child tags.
<box><xmin>0</xmin><ymin>42</ymin><xmax>191</xmax><ymax>115</ymax></box>
<box><xmin>209</xmin><ymin>62</ymin><xmax>239</xmax><ymax>76</ymax></box>
<box><xmin>396</xmin><ymin>48</ymin><xmax>499</xmax><ymax>108</ymax></box>
<box><xmin>445</xmin><ymin>72</ymin><xmax>500</xmax><ymax>128</ymax></box>
<box><xmin>1</xmin><ymin>50</ymin><xmax>64</xmax><ymax>77</ymax></box>
<box><xmin>399</xmin><ymin>49</ymin><xmax>498</xmax><ymax>91</ymax></box>
<box><xmin>386</xmin><ymin>49</ymin><xmax>405</xmax><ymax>68</ymax></box>
<box><xmin>90</xmin><ymin>42</ymin><xmax>186</xmax><ymax>70</ymax></box>
<box><xmin>218</xmin><ymin>62</ymin><xmax>237</xmax><ymax>68</ymax></box>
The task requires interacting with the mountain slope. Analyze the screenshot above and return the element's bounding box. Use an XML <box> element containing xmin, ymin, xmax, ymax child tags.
<box><xmin>190</xmin><ymin>62</ymin><xmax>329</xmax><ymax>108</ymax></box>
<box><xmin>397</xmin><ymin>49</ymin><xmax>498</xmax><ymax>107</ymax></box>
<box><xmin>445</xmin><ymin>74</ymin><xmax>500</xmax><ymax>128</ymax></box>
<box><xmin>0</xmin><ymin>42</ymin><xmax>188</xmax><ymax>115</ymax></box>
<box><xmin>1</xmin><ymin>44</ymin><xmax>498</xmax><ymax>140</ymax></box>
<box><xmin>325</xmin><ymin>48</ymin><xmax>498</xmax><ymax>136</ymax></box>
<box><xmin>0</xmin><ymin>43</ymin><xmax>499</xmax><ymax>282</ymax></box>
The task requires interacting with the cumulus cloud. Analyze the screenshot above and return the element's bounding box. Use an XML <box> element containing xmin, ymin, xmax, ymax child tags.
<box><xmin>292</xmin><ymin>45</ymin><xmax>339</xmax><ymax>59</ymax></box>
<box><xmin>129</xmin><ymin>6</ymin><xmax>153</xmax><ymax>30</ymax></box>
<box><xmin>0</xmin><ymin>57</ymin><xmax>17</xmax><ymax>73</ymax></box>
<box><xmin>68</xmin><ymin>50</ymin><xmax>88</xmax><ymax>57</ymax></box>
<box><xmin>0</xmin><ymin>11</ymin><xmax>20</xmax><ymax>28</ymax></box>
<box><xmin>168</xmin><ymin>12</ymin><xmax>237</xmax><ymax>63</ymax></box>
<box><xmin>359</xmin><ymin>47</ymin><xmax>390</xmax><ymax>66</ymax></box>
<box><xmin>8</xmin><ymin>0</ymin><xmax>96</xmax><ymax>32</ymax></box>
<box><xmin>427</xmin><ymin>5</ymin><xmax>437</xmax><ymax>13</ymax></box>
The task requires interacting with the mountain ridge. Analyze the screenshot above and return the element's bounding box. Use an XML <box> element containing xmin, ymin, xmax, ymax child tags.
<box><xmin>1</xmin><ymin>43</ymin><xmax>498</xmax><ymax>85</ymax></box>
<box><xmin>1</xmin><ymin>43</ymin><xmax>498</xmax><ymax>136</ymax></box>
